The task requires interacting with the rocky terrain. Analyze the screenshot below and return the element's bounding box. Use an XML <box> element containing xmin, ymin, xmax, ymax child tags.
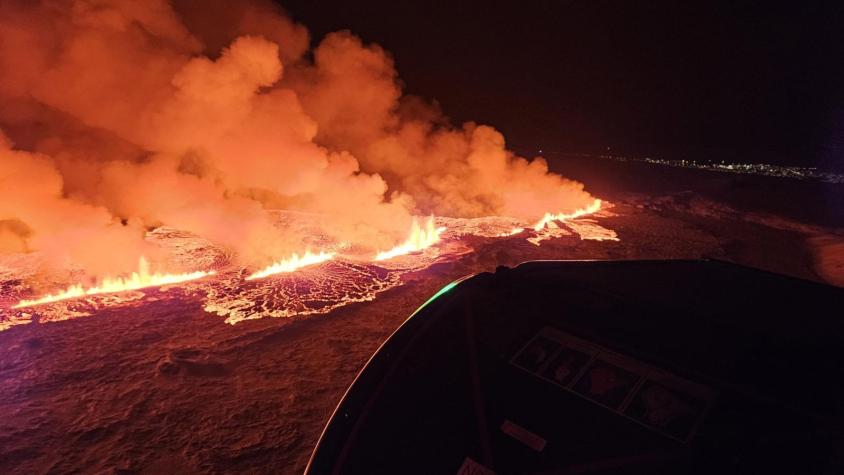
<box><xmin>1</xmin><ymin>162</ymin><xmax>842</xmax><ymax>474</ymax></box>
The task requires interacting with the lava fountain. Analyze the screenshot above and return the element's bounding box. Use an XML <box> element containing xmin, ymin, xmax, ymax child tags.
<box><xmin>375</xmin><ymin>217</ymin><xmax>446</xmax><ymax>261</ymax></box>
<box><xmin>532</xmin><ymin>199</ymin><xmax>604</xmax><ymax>231</ymax></box>
<box><xmin>13</xmin><ymin>257</ymin><xmax>216</xmax><ymax>309</ymax></box>
<box><xmin>246</xmin><ymin>251</ymin><xmax>336</xmax><ymax>280</ymax></box>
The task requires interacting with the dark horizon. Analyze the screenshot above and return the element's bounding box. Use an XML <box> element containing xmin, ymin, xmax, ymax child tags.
<box><xmin>278</xmin><ymin>0</ymin><xmax>844</xmax><ymax>170</ymax></box>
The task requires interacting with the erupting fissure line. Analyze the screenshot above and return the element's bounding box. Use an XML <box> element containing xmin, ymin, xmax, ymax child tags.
<box><xmin>532</xmin><ymin>199</ymin><xmax>603</xmax><ymax>231</ymax></box>
<box><xmin>13</xmin><ymin>257</ymin><xmax>216</xmax><ymax>309</ymax></box>
<box><xmin>245</xmin><ymin>250</ymin><xmax>336</xmax><ymax>280</ymax></box>
<box><xmin>8</xmin><ymin>202</ymin><xmax>614</xmax><ymax>312</ymax></box>
<box><xmin>375</xmin><ymin>217</ymin><xmax>446</xmax><ymax>261</ymax></box>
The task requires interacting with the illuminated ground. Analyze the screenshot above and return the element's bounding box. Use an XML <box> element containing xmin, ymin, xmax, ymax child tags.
<box><xmin>0</xmin><ymin>209</ymin><xmax>612</xmax><ymax>330</ymax></box>
<box><xmin>0</xmin><ymin>169</ymin><xmax>841</xmax><ymax>473</ymax></box>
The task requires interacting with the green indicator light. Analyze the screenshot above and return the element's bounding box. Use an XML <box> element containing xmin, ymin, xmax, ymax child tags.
<box><xmin>408</xmin><ymin>278</ymin><xmax>464</xmax><ymax>318</ymax></box>
<box><xmin>429</xmin><ymin>280</ymin><xmax>459</xmax><ymax>301</ymax></box>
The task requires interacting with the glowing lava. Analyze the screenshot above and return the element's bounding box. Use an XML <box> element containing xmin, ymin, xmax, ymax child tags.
<box><xmin>246</xmin><ymin>251</ymin><xmax>335</xmax><ymax>280</ymax></box>
<box><xmin>13</xmin><ymin>257</ymin><xmax>215</xmax><ymax>308</ymax></box>
<box><xmin>526</xmin><ymin>199</ymin><xmax>618</xmax><ymax>244</ymax></box>
<box><xmin>375</xmin><ymin>217</ymin><xmax>446</xmax><ymax>261</ymax></box>
<box><xmin>498</xmin><ymin>227</ymin><xmax>525</xmax><ymax>237</ymax></box>
<box><xmin>532</xmin><ymin>199</ymin><xmax>604</xmax><ymax>231</ymax></box>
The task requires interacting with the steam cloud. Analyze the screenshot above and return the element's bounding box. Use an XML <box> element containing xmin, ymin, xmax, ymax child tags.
<box><xmin>0</xmin><ymin>0</ymin><xmax>595</xmax><ymax>276</ymax></box>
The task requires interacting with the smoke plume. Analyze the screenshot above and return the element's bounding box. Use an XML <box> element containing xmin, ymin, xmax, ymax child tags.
<box><xmin>0</xmin><ymin>0</ymin><xmax>595</xmax><ymax>276</ymax></box>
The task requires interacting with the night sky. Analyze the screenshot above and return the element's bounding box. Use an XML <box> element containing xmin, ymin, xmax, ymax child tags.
<box><xmin>278</xmin><ymin>1</ymin><xmax>843</xmax><ymax>170</ymax></box>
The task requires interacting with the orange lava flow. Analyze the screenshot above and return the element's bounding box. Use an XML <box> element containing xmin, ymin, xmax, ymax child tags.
<box><xmin>375</xmin><ymin>217</ymin><xmax>446</xmax><ymax>261</ymax></box>
<box><xmin>245</xmin><ymin>250</ymin><xmax>335</xmax><ymax>280</ymax></box>
<box><xmin>498</xmin><ymin>227</ymin><xmax>525</xmax><ymax>237</ymax></box>
<box><xmin>532</xmin><ymin>199</ymin><xmax>603</xmax><ymax>231</ymax></box>
<box><xmin>13</xmin><ymin>257</ymin><xmax>216</xmax><ymax>308</ymax></box>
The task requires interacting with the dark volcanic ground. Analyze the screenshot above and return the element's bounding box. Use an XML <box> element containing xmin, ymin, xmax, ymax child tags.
<box><xmin>1</xmin><ymin>161</ymin><xmax>843</xmax><ymax>474</ymax></box>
